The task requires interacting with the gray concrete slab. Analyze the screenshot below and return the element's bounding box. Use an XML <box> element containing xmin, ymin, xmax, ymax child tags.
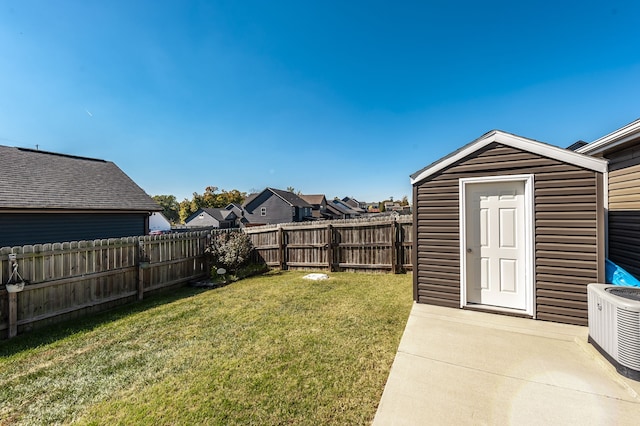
<box><xmin>373</xmin><ymin>303</ymin><xmax>640</xmax><ymax>425</ymax></box>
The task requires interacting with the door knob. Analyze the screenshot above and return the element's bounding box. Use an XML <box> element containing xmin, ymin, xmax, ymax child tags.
<box><xmin>466</xmin><ymin>248</ymin><xmax>472</xmax><ymax>253</ymax></box>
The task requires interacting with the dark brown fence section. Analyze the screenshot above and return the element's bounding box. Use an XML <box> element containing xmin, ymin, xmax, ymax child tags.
<box><xmin>0</xmin><ymin>232</ymin><xmax>210</xmax><ymax>339</ymax></box>
<box><xmin>246</xmin><ymin>216</ymin><xmax>413</xmax><ymax>273</ymax></box>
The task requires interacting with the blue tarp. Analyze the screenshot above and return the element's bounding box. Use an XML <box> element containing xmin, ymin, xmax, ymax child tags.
<box><xmin>605</xmin><ymin>259</ymin><xmax>640</xmax><ymax>287</ymax></box>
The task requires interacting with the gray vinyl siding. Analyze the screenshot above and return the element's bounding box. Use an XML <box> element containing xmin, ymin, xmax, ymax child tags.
<box><xmin>244</xmin><ymin>192</ymin><xmax>295</xmax><ymax>225</ymax></box>
<box><xmin>185</xmin><ymin>212</ymin><xmax>221</xmax><ymax>228</ymax></box>
<box><xmin>605</xmin><ymin>145</ymin><xmax>640</xmax><ymax>278</ymax></box>
<box><xmin>413</xmin><ymin>142</ymin><xmax>603</xmax><ymax>326</ymax></box>
<box><xmin>0</xmin><ymin>213</ymin><xmax>147</xmax><ymax>247</ymax></box>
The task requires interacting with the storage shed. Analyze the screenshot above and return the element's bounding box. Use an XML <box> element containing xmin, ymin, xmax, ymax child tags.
<box><xmin>411</xmin><ymin>130</ymin><xmax>608</xmax><ymax>325</ymax></box>
<box><xmin>577</xmin><ymin>118</ymin><xmax>640</xmax><ymax>279</ymax></box>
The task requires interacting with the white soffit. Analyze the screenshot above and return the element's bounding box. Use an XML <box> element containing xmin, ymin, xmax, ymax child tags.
<box><xmin>576</xmin><ymin>118</ymin><xmax>640</xmax><ymax>155</ymax></box>
<box><xmin>411</xmin><ymin>130</ymin><xmax>608</xmax><ymax>185</ymax></box>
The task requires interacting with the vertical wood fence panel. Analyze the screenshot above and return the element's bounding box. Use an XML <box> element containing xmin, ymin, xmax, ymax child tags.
<box><xmin>246</xmin><ymin>228</ymin><xmax>280</xmax><ymax>266</ymax></box>
<box><xmin>0</xmin><ymin>232</ymin><xmax>211</xmax><ymax>339</ymax></box>
<box><xmin>246</xmin><ymin>216</ymin><xmax>413</xmax><ymax>273</ymax></box>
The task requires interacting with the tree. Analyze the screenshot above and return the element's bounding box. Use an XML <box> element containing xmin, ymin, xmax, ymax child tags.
<box><xmin>152</xmin><ymin>195</ymin><xmax>180</xmax><ymax>223</ymax></box>
<box><xmin>400</xmin><ymin>195</ymin><xmax>409</xmax><ymax>206</ymax></box>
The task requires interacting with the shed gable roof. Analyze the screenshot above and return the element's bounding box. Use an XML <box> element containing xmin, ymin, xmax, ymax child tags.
<box><xmin>0</xmin><ymin>145</ymin><xmax>160</xmax><ymax>211</ymax></box>
<box><xmin>410</xmin><ymin>130</ymin><xmax>608</xmax><ymax>185</ymax></box>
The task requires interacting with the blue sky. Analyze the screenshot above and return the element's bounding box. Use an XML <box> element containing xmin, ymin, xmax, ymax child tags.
<box><xmin>1</xmin><ymin>1</ymin><xmax>640</xmax><ymax>203</ymax></box>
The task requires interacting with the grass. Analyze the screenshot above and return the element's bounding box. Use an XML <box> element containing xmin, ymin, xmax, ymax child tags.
<box><xmin>0</xmin><ymin>271</ymin><xmax>412</xmax><ymax>425</ymax></box>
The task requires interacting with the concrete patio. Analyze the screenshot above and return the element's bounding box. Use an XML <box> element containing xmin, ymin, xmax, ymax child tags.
<box><xmin>373</xmin><ymin>303</ymin><xmax>640</xmax><ymax>425</ymax></box>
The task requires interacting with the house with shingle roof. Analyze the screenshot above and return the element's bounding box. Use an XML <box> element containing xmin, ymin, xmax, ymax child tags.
<box><xmin>0</xmin><ymin>145</ymin><xmax>161</xmax><ymax>247</ymax></box>
<box><xmin>299</xmin><ymin>194</ymin><xmax>328</xmax><ymax>218</ymax></box>
<box><xmin>242</xmin><ymin>187</ymin><xmax>312</xmax><ymax>226</ymax></box>
<box><xmin>328</xmin><ymin>198</ymin><xmax>362</xmax><ymax>219</ymax></box>
<box><xmin>184</xmin><ymin>207</ymin><xmax>238</xmax><ymax>229</ymax></box>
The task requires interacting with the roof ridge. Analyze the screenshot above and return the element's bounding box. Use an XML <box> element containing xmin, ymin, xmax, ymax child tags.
<box><xmin>17</xmin><ymin>147</ymin><xmax>107</xmax><ymax>163</ymax></box>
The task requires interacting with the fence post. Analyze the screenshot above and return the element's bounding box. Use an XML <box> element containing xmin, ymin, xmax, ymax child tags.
<box><xmin>391</xmin><ymin>219</ymin><xmax>399</xmax><ymax>274</ymax></box>
<box><xmin>278</xmin><ymin>226</ymin><xmax>286</xmax><ymax>270</ymax></box>
<box><xmin>326</xmin><ymin>224</ymin><xmax>333</xmax><ymax>272</ymax></box>
<box><xmin>137</xmin><ymin>238</ymin><xmax>144</xmax><ymax>301</ymax></box>
<box><xmin>8</xmin><ymin>292</ymin><xmax>17</xmax><ymax>338</ymax></box>
<box><xmin>6</xmin><ymin>252</ymin><xmax>19</xmax><ymax>338</ymax></box>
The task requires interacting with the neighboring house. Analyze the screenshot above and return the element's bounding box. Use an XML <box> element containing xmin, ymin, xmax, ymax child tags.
<box><xmin>149</xmin><ymin>212</ymin><xmax>172</xmax><ymax>234</ymax></box>
<box><xmin>225</xmin><ymin>203</ymin><xmax>246</xmax><ymax>227</ymax></box>
<box><xmin>324</xmin><ymin>203</ymin><xmax>348</xmax><ymax>220</ymax></box>
<box><xmin>576</xmin><ymin>118</ymin><xmax>640</xmax><ymax>279</ymax></box>
<box><xmin>410</xmin><ymin>130</ymin><xmax>607</xmax><ymax>326</ymax></box>
<box><xmin>299</xmin><ymin>194</ymin><xmax>328</xmax><ymax>218</ymax></box>
<box><xmin>384</xmin><ymin>202</ymin><xmax>411</xmax><ymax>213</ymax></box>
<box><xmin>327</xmin><ymin>198</ymin><xmax>362</xmax><ymax>219</ymax></box>
<box><xmin>184</xmin><ymin>208</ymin><xmax>237</xmax><ymax>229</ymax></box>
<box><xmin>341</xmin><ymin>197</ymin><xmax>366</xmax><ymax>212</ymax></box>
<box><xmin>242</xmin><ymin>188</ymin><xmax>312</xmax><ymax>226</ymax></box>
<box><xmin>225</xmin><ymin>203</ymin><xmax>244</xmax><ymax>217</ymax></box>
<box><xmin>384</xmin><ymin>201</ymin><xmax>403</xmax><ymax>212</ymax></box>
<box><xmin>366</xmin><ymin>202</ymin><xmax>381</xmax><ymax>213</ymax></box>
<box><xmin>0</xmin><ymin>145</ymin><xmax>161</xmax><ymax>247</ymax></box>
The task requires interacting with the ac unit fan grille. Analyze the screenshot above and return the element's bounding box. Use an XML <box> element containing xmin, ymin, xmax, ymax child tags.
<box><xmin>607</xmin><ymin>287</ymin><xmax>640</xmax><ymax>301</ymax></box>
<box><xmin>617</xmin><ymin>308</ymin><xmax>640</xmax><ymax>370</ymax></box>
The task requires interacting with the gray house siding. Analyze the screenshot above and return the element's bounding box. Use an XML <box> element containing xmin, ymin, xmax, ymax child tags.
<box><xmin>413</xmin><ymin>142</ymin><xmax>604</xmax><ymax>326</ymax></box>
<box><xmin>185</xmin><ymin>212</ymin><xmax>221</xmax><ymax>228</ymax></box>
<box><xmin>0</xmin><ymin>213</ymin><xmax>147</xmax><ymax>247</ymax></box>
<box><xmin>244</xmin><ymin>192</ymin><xmax>296</xmax><ymax>225</ymax></box>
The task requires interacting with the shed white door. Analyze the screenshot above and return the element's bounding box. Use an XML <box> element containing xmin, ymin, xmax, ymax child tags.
<box><xmin>465</xmin><ymin>180</ymin><xmax>526</xmax><ymax>310</ymax></box>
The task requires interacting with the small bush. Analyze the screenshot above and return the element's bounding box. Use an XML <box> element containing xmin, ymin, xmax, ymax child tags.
<box><xmin>206</xmin><ymin>232</ymin><xmax>262</xmax><ymax>281</ymax></box>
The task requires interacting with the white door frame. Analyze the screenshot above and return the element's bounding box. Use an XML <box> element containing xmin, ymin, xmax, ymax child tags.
<box><xmin>459</xmin><ymin>174</ymin><xmax>535</xmax><ymax>317</ymax></box>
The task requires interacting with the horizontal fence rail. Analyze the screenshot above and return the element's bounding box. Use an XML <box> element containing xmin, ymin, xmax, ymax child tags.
<box><xmin>1</xmin><ymin>216</ymin><xmax>412</xmax><ymax>339</ymax></box>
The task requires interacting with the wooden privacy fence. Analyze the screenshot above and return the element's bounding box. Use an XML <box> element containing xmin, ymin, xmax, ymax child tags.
<box><xmin>0</xmin><ymin>231</ymin><xmax>210</xmax><ymax>339</ymax></box>
<box><xmin>0</xmin><ymin>218</ymin><xmax>412</xmax><ymax>339</ymax></box>
<box><xmin>246</xmin><ymin>216</ymin><xmax>413</xmax><ymax>273</ymax></box>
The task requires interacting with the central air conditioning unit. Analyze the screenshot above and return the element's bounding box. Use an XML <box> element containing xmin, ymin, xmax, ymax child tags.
<box><xmin>587</xmin><ymin>284</ymin><xmax>640</xmax><ymax>381</ymax></box>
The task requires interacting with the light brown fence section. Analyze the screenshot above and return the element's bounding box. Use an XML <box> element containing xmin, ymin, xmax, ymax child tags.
<box><xmin>141</xmin><ymin>233</ymin><xmax>209</xmax><ymax>293</ymax></box>
<box><xmin>0</xmin><ymin>232</ymin><xmax>210</xmax><ymax>339</ymax></box>
<box><xmin>246</xmin><ymin>216</ymin><xmax>413</xmax><ymax>273</ymax></box>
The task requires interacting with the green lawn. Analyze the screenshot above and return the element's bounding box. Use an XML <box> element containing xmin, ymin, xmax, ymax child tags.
<box><xmin>0</xmin><ymin>271</ymin><xmax>412</xmax><ymax>425</ymax></box>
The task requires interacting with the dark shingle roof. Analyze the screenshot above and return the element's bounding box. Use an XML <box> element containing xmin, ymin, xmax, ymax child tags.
<box><xmin>243</xmin><ymin>188</ymin><xmax>312</xmax><ymax>209</ymax></box>
<box><xmin>201</xmin><ymin>208</ymin><xmax>236</xmax><ymax>222</ymax></box>
<box><xmin>299</xmin><ymin>194</ymin><xmax>326</xmax><ymax>205</ymax></box>
<box><xmin>0</xmin><ymin>145</ymin><xmax>161</xmax><ymax>211</ymax></box>
<box><xmin>269</xmin><ymin>188</ymin><xmax>312</xmax><ymax>208</ymax></box>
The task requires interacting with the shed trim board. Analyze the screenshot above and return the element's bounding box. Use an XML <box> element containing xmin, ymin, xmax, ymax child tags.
<box><xmin>459</xmin><ymin>174</ymin><xmax>535</xmax><ymax>317</ymax></box>
<box><xmin>411</xmin><ymin>130</ymin><xmax>608</xmax><ymax>185</ymax></box>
